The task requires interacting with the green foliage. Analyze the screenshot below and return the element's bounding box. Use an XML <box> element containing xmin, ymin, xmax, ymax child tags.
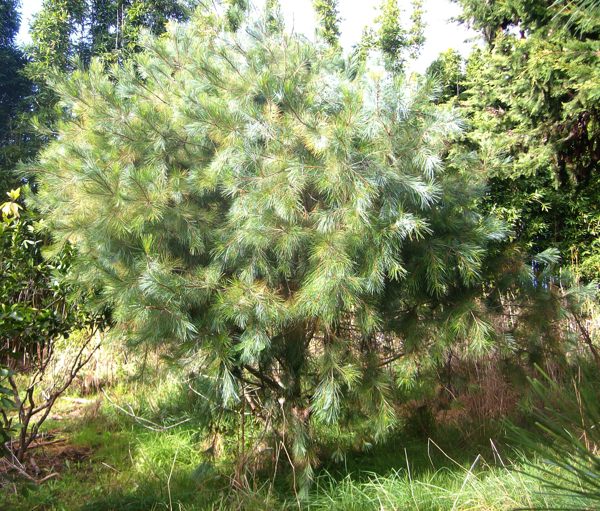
<box><xmin>0</xmin><ymin>0</ymin><xmax>182</xmax><ymax>459</ymax></box>
<box><xmin>0</xmin><ymin>188</ymin><xmax>90</xmax><ymax>359</ymax></box>
<box><xmin>313</xmin><ymin>0</ymin><xmax>341</xmax><ymax>47</ymax></box>
<box><xmin>225</xmin><ymin>0</ymin><xmax>249</xmax><ymax>32</ymax></box>
<box><xmin>32</xmin><ymin>4</ymin><xmax>507</xmax><ymax>483</ymax></box>
<box><xmin>264</xmin><ymin>0</ymin><xmax>284</xmax><ymax>34</ymax></box>
<box><xmin>1</xmin><ymin>385</ymin><xmax>593</xmax><ymax>510</ymax></box>
<box><xmin>0</xmin><ymin>0</ymin><xmax>34</xmax><ymax>192</ymax></box>
<box><xmin>309</xmin><ymin>464</ymin><xmax>583</xmax><ymax>510</ymax></box>
<box><xmin>22</xmin><ymin>0</ymin><xmax>196</xmax><ymax>176</ymax></box>
<box><xmin>355</xmin><ymin>0</ymin><xmax>425</xmax><ymax>74</ymax></box>
<box><xmin>27</xmin><ymin>0</ymin><xmax>192</xmax><ymax>72</ymax></box>
<box><xmin>0</xmin><ymin>187</ymin><xmax>97</xmax><ymax>448</ymax></box>
<box><xmin>378</xmin><ymin>0</ymin><xmax>406</xmax><ymax>73</ymax></box>
<box><xmin>0</xmin><ymin>0</ymin><xmax>195</xmax><ymax>360</ymax></box>
<box><xmin>456</xmin><ymin>0</ymin><xmax>600</xmax><ymax>279</ymax></box>
<box><xmin>513</xmin><ymin>370</ymin><xmax>600</xmax><ymax>507</ymax></box>
<box><xmin>407</xmin><ymin>0</ymin><xmax>425</xmax><ymax>58</ymax></box>
<box><xmin>0</xmin><ymin>0</ymin><xmax>20</xmax><ymax>42</ymax></box>
<box><xmin>426</xmin><ymin>49</ymin><xmax>465</xmax><ymax>103</ymax></box>
<box><xmin>0</xmin><ymin>366</ymin><xmax>14</xmax><ymax>450</ymax></box>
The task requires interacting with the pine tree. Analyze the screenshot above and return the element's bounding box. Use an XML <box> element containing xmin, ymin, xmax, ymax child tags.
<box><xmin>34</xmin><ymin>6</ymin><xmax>504</xmax><ymax>485</ymax></box>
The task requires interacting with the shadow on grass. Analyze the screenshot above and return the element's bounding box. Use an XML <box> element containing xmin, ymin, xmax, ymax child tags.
<box><xmin>78</xmin><ymin>470</ymin><xmax>227</xmax><ymax>511</ymax></box>
<box><xmin>317</xmin><ymin>422</ymin><xmax>512</xmax><ymax>482</ymax></box>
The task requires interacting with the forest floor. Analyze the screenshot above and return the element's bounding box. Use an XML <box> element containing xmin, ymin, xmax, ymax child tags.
<box><xmin>0</xmin><ymin>368</ymin><xmax>592</xmax><ymax>511</ymax></box>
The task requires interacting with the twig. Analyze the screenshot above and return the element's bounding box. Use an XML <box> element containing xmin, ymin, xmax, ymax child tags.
<box><xmin>7</xmin><ymin>328</ymin><xmax>102</xmax><ymax>461</ymax></box>
<box><xmin>25</xmin><ymin>438</ymin><xmax>66</xmax><ymax>450</ymax></box>
<box><xmin>571</xmin><ymin>310</ymin><xmax>600</xmax><ymax>369</ymax></box>
<box><xmin>0</xmin><ymin>447</ymin><xmax>59</xmax><ymax>484</ymax></box>
<box><xmin>378</xmin><ymin>351</ymin><xmax>406</xmax><ymax>367</ymax></box>
<box><xmin>101</xmin><ymin>389</ymin><xmax>191</xmax><ymax>431</ymax></box>
<box><xmin>101</xmin><ymin>462</ymin><xmax>119</xmax><ymax>472</ymax></box>
<box><xmin>279</xmin><ymin>440</ymin><xmax>300</xmax><ymax>511</ymax></box>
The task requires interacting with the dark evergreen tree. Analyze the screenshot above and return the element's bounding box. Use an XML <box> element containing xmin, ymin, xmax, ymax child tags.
<box><xmin>456</xmin><ymin>0</ymin><xmax>600</xmax><ymax>279</ymax></box>
<box><xmin>0</xmin><ymin>0</ymin><xmax>33</xmax><ymax>192</ymax></box>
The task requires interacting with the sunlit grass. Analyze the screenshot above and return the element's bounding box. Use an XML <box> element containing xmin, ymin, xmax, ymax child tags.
<box><xmin>2</xmin><ymin>361</ymin><xmax>595</xmax><ymax>511</ymax></box>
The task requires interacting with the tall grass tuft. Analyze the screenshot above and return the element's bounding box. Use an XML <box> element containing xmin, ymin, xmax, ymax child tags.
<box><xmin>307</xmin><ymin>460</ymin><xmax>584</xmax><ymax>510</ymax></box>
<box><xmin>513</xmin><ymin>369</ymin><xmax>600</xmax><ymax>508</ymax></box>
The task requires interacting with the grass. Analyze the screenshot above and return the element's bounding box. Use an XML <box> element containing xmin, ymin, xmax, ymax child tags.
<box><xmin>2</xmin><ymin>414</ymin><xmax>591</xmax><ymax>511</ymax></box>
<box><xmin>309</xmin><ymin>463</ymin><xmax>589</xmax><ymax>510</ymax></box>
<box><xmin>1</xmin><ymin>361</ymin><xmax>596</xmax><ymax>510</ymax></box>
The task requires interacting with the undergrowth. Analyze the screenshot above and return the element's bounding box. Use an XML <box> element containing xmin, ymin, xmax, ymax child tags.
<box><xmin>1</xmin><ymin>357</ymin><xmax>596</xmax><ymax>511</ymax></box>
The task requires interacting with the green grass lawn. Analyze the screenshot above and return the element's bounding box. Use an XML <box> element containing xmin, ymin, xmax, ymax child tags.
<box><xmin>2</xmin><ymin>412</ymin><xmax>591</xmax><ymax>510</ymax></box>
<box><xmin>1</xmin><ymin>370</ymin><xmax>594</xmax><ymax>511</ymax></box>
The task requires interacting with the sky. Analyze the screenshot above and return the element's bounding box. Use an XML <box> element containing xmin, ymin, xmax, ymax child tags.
<box><xmin>16</xmin><ymin>0</ymin><xmax>478</xmax><ymax>73</ymax></box>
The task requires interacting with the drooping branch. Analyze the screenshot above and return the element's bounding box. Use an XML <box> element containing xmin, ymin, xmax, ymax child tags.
<box><xmin>243</xmin><ymin>364</ymin><xmax>285</xmax><ymax>392</ymax></box>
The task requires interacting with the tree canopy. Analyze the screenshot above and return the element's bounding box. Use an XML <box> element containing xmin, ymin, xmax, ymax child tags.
<box><xmin>0</xmin><ymin>1</ymin><xmax>597</xmax><ymax>505</ymax></box>
<box><xmin>33</xmin><ymin>9</ymin><xmax>506</xmax><ymax>481</ymax></box>
<box><xmin>0</xmin><ymin>0</ymin><xmax>33</xmax><ymax>192</ymax></box>
<box><xmin>456</xmin><ymin>0</ymin><xmax>600</xmax><ymax>279</ymax></box>
<box><xmin>355</xmin><ymin>0</ymin><xmax>425</xmax><ymax>74</ymax></box>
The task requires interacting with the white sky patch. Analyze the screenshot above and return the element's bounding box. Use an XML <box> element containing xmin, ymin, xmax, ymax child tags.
<box><xmin>255</xmin><ymin>0</ymin><xmax>479</xmax><ymax>72</ymax></box>
<box><xmin>17</xmin><ymin>0</ymin><xmax>479</xmax><ymax>72</ymax></box>
<box><xmin>17</xmin><ymin>0</ymin><xmax>42</xmax><ymax>45</ymax></box>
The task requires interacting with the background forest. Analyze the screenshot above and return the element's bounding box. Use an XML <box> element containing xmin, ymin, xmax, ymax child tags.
<box><xmin>0</xmin><ymin>0</ymin><xmax>599</xmax><ymax>510</ymax></box>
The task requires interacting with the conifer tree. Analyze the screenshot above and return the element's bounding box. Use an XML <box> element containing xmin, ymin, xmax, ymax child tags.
<box><xmin>456</xmin><ymin>0</ymin><xmax>600</xmax><ymax>279</ymax></box>
<box><xmin>34</xmin><ymin>6</ymin><xmax>504</xmax><ymax>484</ymax></box>
<box><xmin>0</xmin><ymin>0</ymin><xmax>33</xmax><ymax>192</ymax></box>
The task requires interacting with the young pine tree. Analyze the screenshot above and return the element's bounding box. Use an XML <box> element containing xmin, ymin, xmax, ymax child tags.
<box><xmin>34</xmin><ymin>7</ymin><xmax>504</xmax><ymax>484</ymax></box>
